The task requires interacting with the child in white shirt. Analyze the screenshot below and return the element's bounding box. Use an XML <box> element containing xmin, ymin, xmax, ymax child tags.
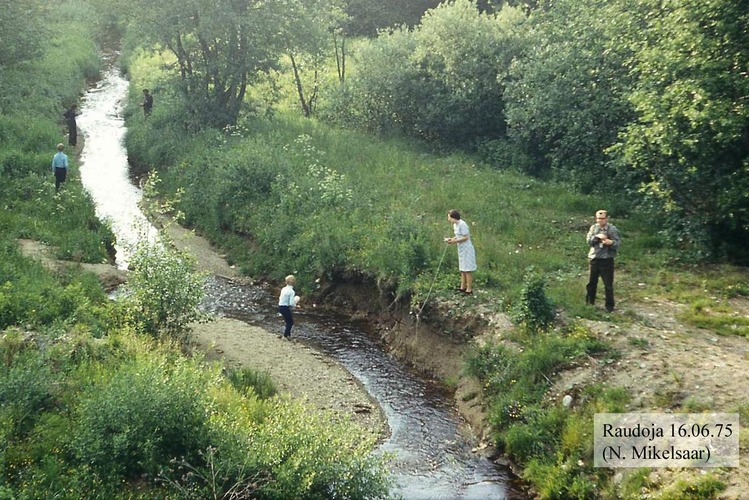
<box><xmin>278</xmin><ymin>275</ymin><xmax>298</xmax><ymax>339</ymax></box>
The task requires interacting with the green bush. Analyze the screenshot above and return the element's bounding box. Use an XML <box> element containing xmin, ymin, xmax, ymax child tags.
<box><xmin>238</xmin><ymin>400</ymin><xmax>391</xmax><ymax>500</ymax></box>
<box><xmin>0</xmin><ymin>240</ymin><xmax>109</xmax><ymax>330</ymax></box>
<box><xmin>120</xmin><ymin>241</ymin><xmax>208</xmax><ymax>341</ymax></box>
<box><xmin>658</xmin><ymin>475</ymin><xmax>726</xmax><ymax>500</ymax></box>
<box><xmin>511</xmin><ymin>270</ymin><xmax>556</xmax><ymax>333</ymax></box>
<box><xmin>523</xmin><ymin>454</ymin><xmax>600</xmax><ymax>500</ymax></box>
<box><xmin>227</xmin><ymin>367</ymin><xmax>277</xmax><ymax>400</ymax></box>
<box><xmin>73</xmin><ymin>355</ymin><xmax>212</xmax><ymax>480</ymax></box>
<box><xmin>0</xmin><ymin>346</ymin><xmax>55</xmax><ymax>438</ymax></box>
<box><xmin>327</xmin><ymin>1</ymin><xmax>527</xmax><ymax>146</ymax></box>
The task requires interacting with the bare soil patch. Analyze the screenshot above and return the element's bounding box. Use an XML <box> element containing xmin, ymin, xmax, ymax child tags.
<box><xmin>190</xmin><ymin>318</ymin><xmax>385</xmax><ymax>434</ymax></box>
<box><xmin>16</xmin><ymin>228</ymin><xmax>387</xmax><ymax>438</ymax></box>
<box><xmin>551</xmin><ymin>300</ymin><xmax>749</xmax><ymax>499</ymax></box>
<box><xmin>323</xmin><ymin>279</ymin><xmax>749</xmax><ymax>498</ymax></box>
<box><xmin>16</xmin><ymin>238</ymin><xmax>127</xmax><ymax>291</ymax></box>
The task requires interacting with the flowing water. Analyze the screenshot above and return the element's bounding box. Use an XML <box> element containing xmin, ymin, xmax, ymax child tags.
<box><xmin>76</xmin><ymin>58</ymin><xmax>157</xmax><ymax>269</ymax></box>
<box><xmin>77</xmin><ymin>61</ymin><xmax>525</xmax><ymax>500</ymax></box>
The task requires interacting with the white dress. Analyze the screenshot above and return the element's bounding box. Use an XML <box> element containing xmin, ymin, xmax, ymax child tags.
<box><xmin>454</xmin><ymin>220</ymin><xmax>477</xmax><ymax>272</ymax></box>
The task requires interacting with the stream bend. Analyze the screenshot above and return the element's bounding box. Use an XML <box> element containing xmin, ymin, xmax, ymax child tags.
<box><xmin>77</xmin><ymin>63</ymin><xmax>523</xmax><ymax>500</ymax></box>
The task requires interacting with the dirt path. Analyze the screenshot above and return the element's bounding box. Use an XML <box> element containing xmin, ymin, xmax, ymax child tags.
<box><xmin>17</xmin><ymin>224</ymin><xmax>387</xmax><ymax>436</ymax></box>
<box><xmin>161</xmin><ymin>218</ymin><xmax>749</xmax><ymax>496</ymax></box>
<box><xmin>19</xmin><ymin>220</ymin><xmax>747</xmax><ymax>496</ymax></box>
<box><xmin>379</xmin><ymin>284</ymin><xmax>749</xmax><ymax>497</ymax></box>
<box><xmin>550</xmin><ymin>299</ymin><xmax>749</xmax><ymax>499</ymax></box>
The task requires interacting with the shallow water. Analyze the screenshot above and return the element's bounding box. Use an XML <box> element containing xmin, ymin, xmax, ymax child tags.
<box><xmin>76</xmin><ymin>60</ymin><xmax>157</xmax><ymax>269</ymax></box>
<box><xmin>203</xmin><ymin>277</ymin><xmax>526</xmax><ymax>499</ymax></box>
<box><xmin>77</xmin><ymin>61</ymin><xmax>525</xmax><ymax>500</ymax></box>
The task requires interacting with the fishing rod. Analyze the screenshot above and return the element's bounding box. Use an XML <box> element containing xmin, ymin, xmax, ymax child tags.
<box><xmin>415</xmin><ymin>241</ymin><xmax>450</xmax><ymax>322</ymax></box>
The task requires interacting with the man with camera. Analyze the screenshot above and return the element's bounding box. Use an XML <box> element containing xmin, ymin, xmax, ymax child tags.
<box><xmin>586</xmin><ymin>210</ymin><xmax>621</xmax><ymax>312</ymax></box>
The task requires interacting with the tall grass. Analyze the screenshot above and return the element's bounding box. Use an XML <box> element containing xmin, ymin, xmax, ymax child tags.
<box><xmin>119</xmin><ymin>44</ymin><xmax>749</xmax><ymax>499</ymax></box>
<box><xmin>0</xmin><ymin>1</ymin><xmax>113</xmax><ymax>331</ymax></box>
<box><xmin>127</xmin><ymin>98</ymin><xmax>614</xmax><ymax>305</ymax></box>
<box><xmin>125</xmin><ymin>52</ymin><xmax>749</xmax><ymax>313</ymax></box>
<box><xmin>2</xmin><ymin>8</ymin><xmax>394</xmax><ymax>498</ymax></box>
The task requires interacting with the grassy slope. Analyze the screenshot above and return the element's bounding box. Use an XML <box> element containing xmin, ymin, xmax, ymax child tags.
<box><xmin>123</xmin><ymin>48</ymin><xmax>749</xmax><ymax>499</ymax></box>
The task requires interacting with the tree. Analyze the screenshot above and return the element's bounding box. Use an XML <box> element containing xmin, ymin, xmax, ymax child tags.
<box><xmin>616</xmin><ymin>0</ymin><xmax>749</xmax><ymax>262</ymax></box>
<box><xmin>127</xmin><ymin>0</ymin><xmax>284</xmax><ymax>127</ymax></box>
<box><xmin>0</xmin><ymin>0</ymin><xmax>45</xmax><ymax>68</ymax></box>
<box><xmin>0</xmin><ymin>0</ymin><xmax>47</xmax><ymax>114</ymax></box>
<box><xmin>410</xmin><ymin>0</ymin><xmax>527</xmax><ymax>144</ymax></box>
<box><xmin>503</xmin><ymin>0</ymin><xmax>641</xmax><ymax>186</ymax></box>
<box><xmin>275</xmin><ymin>0</ymin><xmax>347</xmax><ymax>117</ymax></box>
<box><xmin>337</xmin><ymin>0</ymin><xmax>527</xmax><ymax>145</ymax></box>
<box><xmin>341</xmin><ymin>0</ymin><xmax>441</xmax><ymax>36</ymax></box>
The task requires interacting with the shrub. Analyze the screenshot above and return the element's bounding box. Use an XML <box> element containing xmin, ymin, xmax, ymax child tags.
<box><xmin>658</xmin><ymin>475</ymin><xmax>726</xmax><ymax>500</ymax></box>
<box><xmin>241</xmin><ymin>399</ymin><xmax>391</xmax><ymax>499</ymax></box>
<box><xmin>73</xmin><ymin>355</ymin><xmax>212</xmax><ymax>480</ymax></box>
<box><xmin>512</xmin><ymin>269</ymin><xmax>556</xmax><ymax>333</ymax></box>
<box><xmin>523</xmin><ymin>454</ymin><xmax>600</xmax><ymax>500</ymax></box>
<box><xmin>227</xmin><ymin>367</ymin><xmax>277</xmax><ymax>400</ymax></box>
<box><xmin>0</xmin><ymin>345</ymin><xmax>55</xmax><ymax>438</ymax></box>
<box><xmin>329</xmin><ymin>1</ymin><xmax>527</xmax><ymax>146</ymax></box>
<box><xmin>120</xmin><ymin>241</ymin><xmax>208</xmax><ymax>341</ymax></box>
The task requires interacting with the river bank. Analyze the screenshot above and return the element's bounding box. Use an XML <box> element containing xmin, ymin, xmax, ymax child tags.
<box><xmin>157</xmin><ymin>217</ymin><xmax>388</xmax><ymax>437</ymax></box>
<box><xmin>51</xmin><ymin>48</ymin><xmax>747</xmax><ymax>497</ymax></box>
<box><xmin>20</xmin><ymin>208</ymin><xmax>748</xmax><ymax>498</ymax></box>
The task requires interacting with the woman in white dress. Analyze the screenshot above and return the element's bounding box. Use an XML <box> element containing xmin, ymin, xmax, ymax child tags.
<box><xmin>445</xmin><ymin>209</ymin><xmax>477</xmax><ymax>294</ymax></box>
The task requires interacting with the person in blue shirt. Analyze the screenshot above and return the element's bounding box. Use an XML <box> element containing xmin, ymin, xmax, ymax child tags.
<box><xmin>278</xmin><ymin>275</ymin><xmax>299</xmax><ymax>339</ymax></box>
<box><xmin>51</xmin><ymin>143</ymin><xmax>69</xmax><ymax>192</ymax></box>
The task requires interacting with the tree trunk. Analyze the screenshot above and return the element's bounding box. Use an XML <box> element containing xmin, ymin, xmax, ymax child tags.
<box><xmin>290</xmin><ymin>53</ymin><xmax>310</xmax><ymax>117</ymax></box>
<box><xmin>334</xmin><ymin>33</ymin><xmax>346</xmax><ymax>84</ymax></box>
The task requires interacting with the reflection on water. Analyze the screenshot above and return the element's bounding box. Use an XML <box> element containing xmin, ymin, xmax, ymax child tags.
<box><xmin>77</xmin><ymin>62</ymin><xmax>157</xmax><ymax>269</ymax></box>
<box><xmin>77</xmin><ymin>57</ymin><xmax>525</xmax><ymax>500</ymax></box>
<box><xmin>203</xmin><ymin>277</ymin><xmax>526</xmax><ymax>500</ymax></box>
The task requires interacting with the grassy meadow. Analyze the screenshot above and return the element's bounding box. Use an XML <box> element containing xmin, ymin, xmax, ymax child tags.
<box><xmin>125</xmin><ymin>48</ymin><xmax>749</xmax><ymax>323</ymax></box>
<box><xmin>121</xmin><ymin>43</ymin><xmax>749</xmax><ymax>499</ymax></box>
<box><xmin>1</xmin><ymin>3</ymin><xmax>392</xmax><ymax>498</ymax></box>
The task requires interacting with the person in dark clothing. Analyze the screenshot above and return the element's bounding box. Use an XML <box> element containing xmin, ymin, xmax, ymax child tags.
<box><xmin>63</xmin><ymin>104</ymin><xmax>78</xmax><ymax>146</ymax></box>
<box><xmin>141</xmin><ymin>89</ymin><xmax>153</xmax><ymax>118</ymax></box>
<box><xmin>585</xmin><ymin>210</ymin><xmax>621</xmax><ymax>312</ymax></box>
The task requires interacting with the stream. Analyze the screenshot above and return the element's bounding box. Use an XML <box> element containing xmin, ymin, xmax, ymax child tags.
<box><xmin>77</xmin><ymin>61</ymin><xmax>525</xmax><ymax>500</ymax></box>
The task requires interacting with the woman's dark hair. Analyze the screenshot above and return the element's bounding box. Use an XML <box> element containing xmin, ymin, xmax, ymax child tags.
<box><xmin>448</xmin><ymin>209</ymin><xmax>461</xmax><ymax>220</ymax></box>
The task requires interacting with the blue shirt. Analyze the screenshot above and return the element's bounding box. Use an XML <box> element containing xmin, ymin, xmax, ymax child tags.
<box><xmin>52</xmin><ymin>152</ymin><xmax>69</xmax><ymax>171</ymax></box>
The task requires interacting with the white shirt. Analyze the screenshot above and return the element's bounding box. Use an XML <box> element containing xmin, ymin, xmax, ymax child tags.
<box><xmin>278</xmin><ymin>285</ymin><xmax>296</xmax><ymax>307</ymax></box>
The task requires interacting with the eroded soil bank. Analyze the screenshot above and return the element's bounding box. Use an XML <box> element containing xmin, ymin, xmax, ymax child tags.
<box><xmin>312</xmin><ymin>279</ymin><xmax>749</xmax><ymax>499</ymax></box>
<box><xmin>158</xmin><ymin>220</ymin><xmax>389</xmax><ymax>435</ymax></box>
<box><xmin>20</xmin><ymin>210</ymin><xmax>749</xmax><ymax>499</ymax></box>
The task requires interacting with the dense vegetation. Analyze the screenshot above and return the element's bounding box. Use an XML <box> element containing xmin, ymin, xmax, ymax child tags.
<box><xmin>0</xmin><ymin>1</ymin><xmax>391</xmax><ymax>498</ymax></box>
<box><xmin>3</xmin><ymin>0</ymin><xmax>748</xmax><ymax>498</ymax></box>
<box><xmin>327</xmin><ymin>0</ymin><xmax>749</xmax><ymax>264</ymax></box>
<box><xmin>120</xmin><ymin>0</ymin><xmax>748</xmax><ymax>498</ymax></box>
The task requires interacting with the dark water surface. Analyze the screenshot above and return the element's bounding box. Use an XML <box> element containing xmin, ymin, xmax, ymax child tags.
<box><xmin>202</xmin><ymin>278</ymin><xmax>525</xmax><ymax>499</ymax></box>
<box><xmin>77</xmin><ymin>62</ymin><xmax>525</xmax><ymax>500</ymax></box>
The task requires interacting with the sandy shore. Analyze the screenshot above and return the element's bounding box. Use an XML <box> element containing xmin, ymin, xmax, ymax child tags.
<box><xmin>160</xmin><ymin>219</ymin><xmax>388</xmax><ymax>437</ymax></box>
